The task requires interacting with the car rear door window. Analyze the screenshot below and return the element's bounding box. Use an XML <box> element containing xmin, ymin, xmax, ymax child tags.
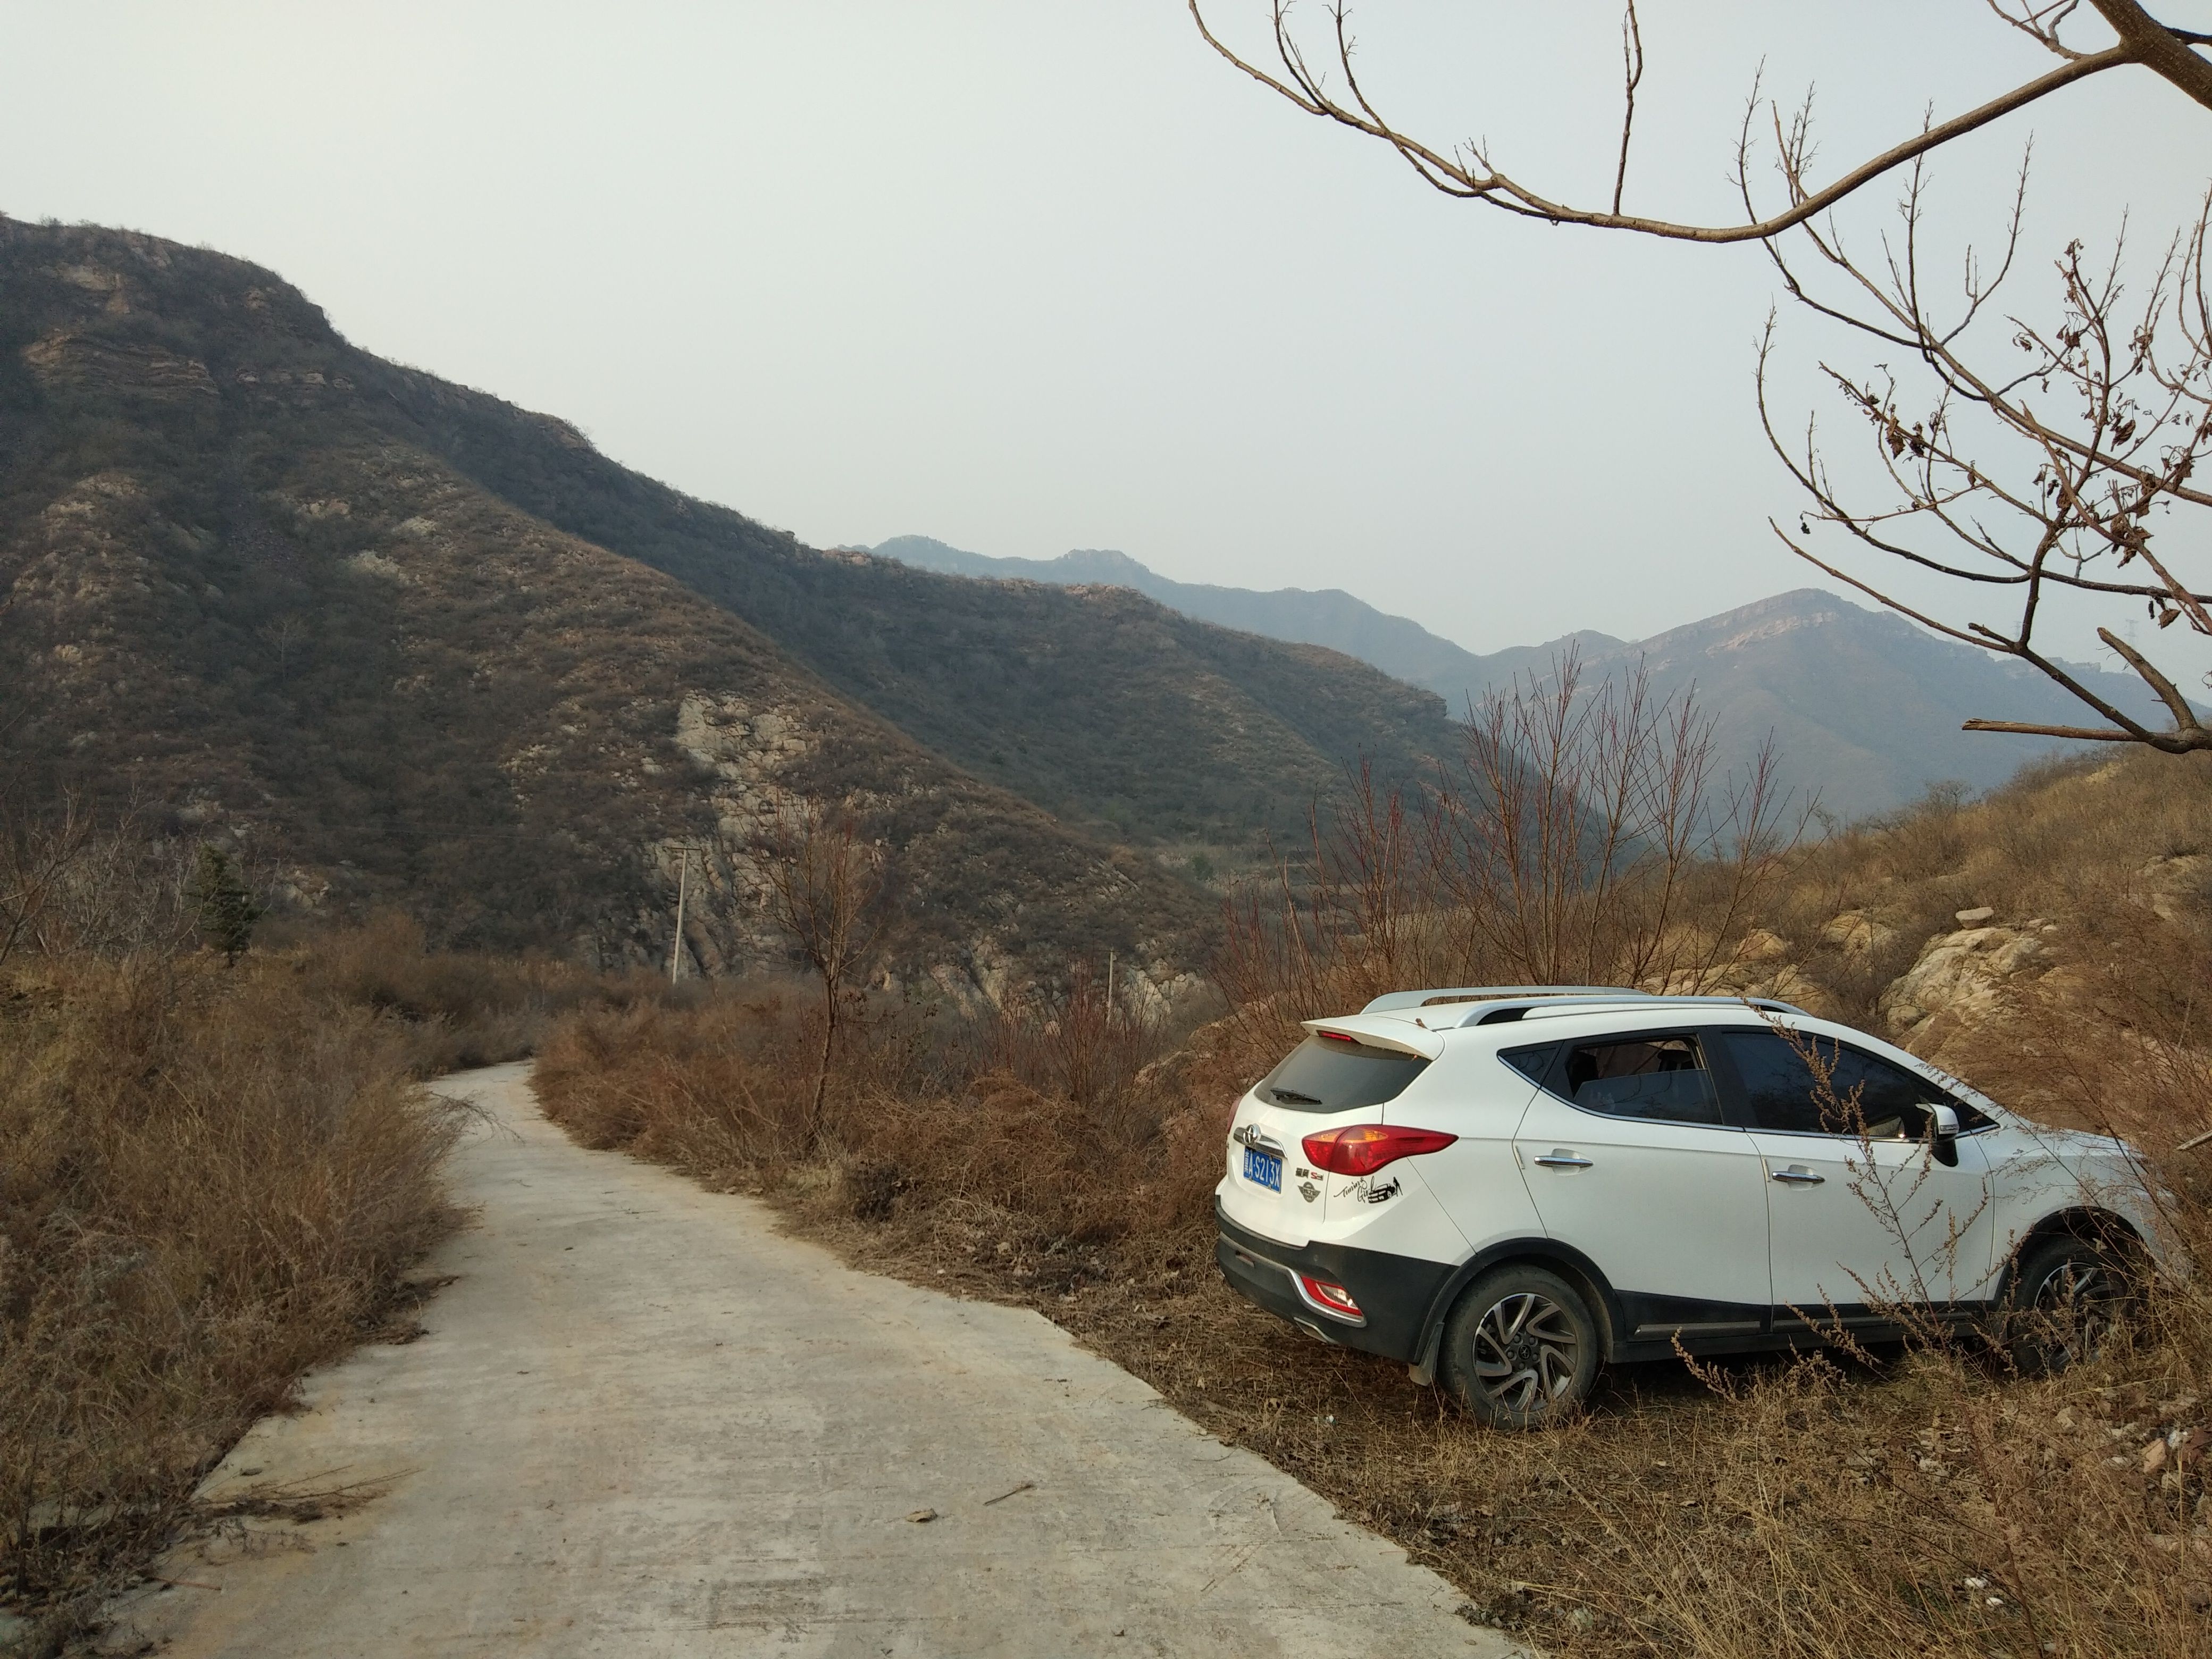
<box><xmin>1555</xmin><ymin>1034</ymin><xmax>1723</xmax><ymax>1126</ymax></box>
<box><xmin>1715</xmin><ymin>1029</ymin><xmax>1991</xmax><ymax>1138</ymax></box>
<box><xmin>1258</xmin><ymin>1034</ymin><xmax>1430</xmax><ymax>1112</ymax></box>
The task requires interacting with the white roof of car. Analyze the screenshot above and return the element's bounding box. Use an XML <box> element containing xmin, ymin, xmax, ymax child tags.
<box><xmin>1360</xmin><ymin>985</ymin><xmax>1806</xmax><ymax>1018</ymax></box>
<box><xmin>1307</xmin><ymin>993</ymin><xmax>1812</xmax><ymax>1057</ymax></box>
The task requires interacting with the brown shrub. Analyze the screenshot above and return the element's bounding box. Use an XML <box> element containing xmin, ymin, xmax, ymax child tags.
<box><xmin>0</xmin><ymin>954</ymin><xmax>463</xmax><ymax>1637</ymax></box>
<box><xmin>286</xmin><ymin>911</ymin><xmax>652</xmax><ymax>1075</ymax></box>
<box><xmin>535</xmin><ymin>974</ymin><xmax>1211</xmax><ymax>1252</ymax></box>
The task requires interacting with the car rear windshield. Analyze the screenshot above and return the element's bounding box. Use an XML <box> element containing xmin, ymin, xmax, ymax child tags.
<box><xmin>1257</xmin><ymin>1034</ymin><xmax>1431</xmax><ymax>1112</ymax></box>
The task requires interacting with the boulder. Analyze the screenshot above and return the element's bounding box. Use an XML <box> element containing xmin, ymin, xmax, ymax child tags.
<box><xmin>1878</xmin><ymin>926</ymin><xmax>2051</xmax><ymax>1047</ymax></box>
<box><xmin>1819</xmin><ymin>910</ymin><xmax>1898</xmax><ymax>958</ymax></box>
<box><xmin>2138</xmin><ymin>854</ymin><xmax>2210</xmax><ymax>923</ymax></box>
<box><xmin>1646</xmin><ymin>957</ymin><xmax>1838</xmax><ymax>1018</ymax></box>
<box><xmin>1736</xmin><ymin>928</ymin><xmax>1792</xmax><ymax>964</ymax></box>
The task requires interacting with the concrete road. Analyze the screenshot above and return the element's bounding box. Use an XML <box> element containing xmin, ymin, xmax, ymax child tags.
<box><xmin>109</xmin><ymin>1062</ymin><xmax>1518</xmax><ymax>1658</ymax></box>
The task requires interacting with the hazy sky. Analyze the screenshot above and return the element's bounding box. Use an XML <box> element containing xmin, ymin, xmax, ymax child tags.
<box><xmin>3</xmin><ymin>3</ymin><xmax>2207</xmax><ymax>668</ymax></box>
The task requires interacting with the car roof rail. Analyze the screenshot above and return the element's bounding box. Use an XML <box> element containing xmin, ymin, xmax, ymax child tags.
<box><xmin>1456</xmin><ymin>994</ymin><xmax>1809</xmax><ymax>1027</ymax></box>
<box><xmin>1360</xmin><ymin>985</ymin><xmax>1652</xmax><ymax>1014</ymax></box>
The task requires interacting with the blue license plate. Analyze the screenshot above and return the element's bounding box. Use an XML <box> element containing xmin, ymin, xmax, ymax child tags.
<box><xmin>1242</xmin><ymin>1146</ymin><xmax>1283</xmax><ymax>1192</ymax></box>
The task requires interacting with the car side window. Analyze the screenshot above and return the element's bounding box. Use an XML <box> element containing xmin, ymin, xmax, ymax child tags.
<box><xmin>1555</xmin><ymin>1033</ymin><xmax>1724</xmax><ymax>1126</ymax></box>
<box><xmin>1715</xmin><ymin>1029</ymin><xmax>1991</xmax><ymax>1138</ymax></box>
<box><xmin>1499</xmin><ymin>1042</ymin><xmax>1557</xmax><ymax>1085</ymax></box>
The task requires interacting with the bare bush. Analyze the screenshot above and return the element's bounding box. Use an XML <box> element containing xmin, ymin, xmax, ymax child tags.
<box><xmin>0</xmin><ymin>956</ymin><xmax>463</xmax><ymax>1637</ymax></box>
<box><xmin>730</xmin><ymin>800</ymin><xmax>892</xmax><ymax>1152</ymax></box>
<box><xmin>1218</xmin><ymin>653</ymin><xmax>1797</xmax><ymax>1065</ymax></box>
<box><xmin>0</xmin><ymin>789</ymin><xmax>94</xmax><ymax>969</ymax></box>
<box><xmin>291</xmin><ymin>911</ymin><xmax>639</xmax><ymax>1075</ymax></box>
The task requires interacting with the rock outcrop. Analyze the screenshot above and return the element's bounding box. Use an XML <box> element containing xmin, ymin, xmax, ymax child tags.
<box><xmin>2137</xmin><ymin>854</ymin><xmax>2210</xmax><ymax>924</ymax></box>
<box><xmin>1819</xmin><ymin>910</ymin><xmax>1899</xmax><ymax>958</ymax></box>
<box><xmin>1878</xmin><ymin>922</ymin><xmax>2057</xmax><ymax>1050</ymax></box>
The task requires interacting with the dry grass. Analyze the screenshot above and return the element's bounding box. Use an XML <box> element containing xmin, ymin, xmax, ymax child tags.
<box><xmin>281</xmin><ymin>911</ymin><xmax>661</xmax><ymax>1076</ymax></box>
<box><xmin>535</xmin><ymin>744</ymin><xmax>2212</xmax><ymax>1658</ymax></box>
<box><xmin>0</xmin><ymin>952</ymin><xmax>466</xmax><ymax>1648</ymax></box>
<box><xmin>1763</xmin><ymin>749</ymin><xmax>2212</xmax><ymax>1042</ymax></box>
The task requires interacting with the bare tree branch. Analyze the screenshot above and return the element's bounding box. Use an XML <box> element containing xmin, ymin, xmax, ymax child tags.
<box><xmin>1613</xmin><ymin>2</ymin><xmax>1644</xmax><ymax>216</ymax></box>
<box><xmin>1757</xmin><ymin>172</ymin><xmax>2212</xmax><ymax>752</ymax></box>
<box><xmin>2089</xmin><ymin>0</ymin><xmax>2212</xmax><ymax>107</ymax></box>
<box><xmin>1189</xmin><ymin>2</ymin><xmax>2155</xmax><ymax>243</ymax></box>
<box><xmin>2097</xmin><ymin>624</ymin><xmax>2210</xmax><ymax>734</ymax></box>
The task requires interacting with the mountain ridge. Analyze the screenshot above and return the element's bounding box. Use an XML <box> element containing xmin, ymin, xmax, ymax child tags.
<box><xmin>873</xmin><ymin>535</ymin><xmax>2176</xmax><ymax>811</ymax></box>
<box><xmin>0</xmin><ymin>218</ymin><xmax>1457</xmax><ymax>987</ymax></box>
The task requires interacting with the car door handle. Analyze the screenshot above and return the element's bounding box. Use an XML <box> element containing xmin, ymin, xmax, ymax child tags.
<box><xmin>1532</xmin><ymin>1152</ymin><xmax>1594</xmax><ymax>1169</ymax></box>
<box><xmin>1770</xmin><ymin>1166</ymin><xmax>1825</xmax><ymax>1185</ymax></box>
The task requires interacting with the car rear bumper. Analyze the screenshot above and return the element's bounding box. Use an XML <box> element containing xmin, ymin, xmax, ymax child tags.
<box><xmin>1213</xmin><ymin>1201</ymin><xmax>1455</xmax><ymax>1365</ymax></box>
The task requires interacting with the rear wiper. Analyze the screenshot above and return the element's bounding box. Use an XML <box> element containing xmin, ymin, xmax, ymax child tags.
<box><xmin>1269</xmin><ymin>1087</ymin><xmax>1324</xmax><ymax>1106</ymax></box>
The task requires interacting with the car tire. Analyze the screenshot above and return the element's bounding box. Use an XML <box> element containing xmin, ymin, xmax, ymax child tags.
<box><xmin>1996</xmin><ymin>1233</ymin><xmax>2127</xmax><ymax>1375</ymax></box>
<box><xmin>1440</xmin><ymin>1264</ymin><xmax>1600</xmax><ymax>1430</ymax></box>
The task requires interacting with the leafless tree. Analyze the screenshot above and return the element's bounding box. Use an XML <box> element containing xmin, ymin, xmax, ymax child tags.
<box><xmin>1218</xmin><ymin>652</ymin><xmax>1800</xmax><ymax>1040</ymax></box>
<box><xmin>1429</xmin><ymin>651</ymin><xmax>1797</xmax><ymax>990</ymax></box>
<box><xmin>259</xmin><ymin>615</ymin><xmax>310</xmax><ymax>685</ymax></box>
<box><xmin>0</xmin><ymin>787</ymin><xmax>94</xmax><ymax>970</ymax></box>
<box><xmin>1192</xmin><ymin>3</ymin><xmax>2212</xmax><ymax>751</ymax></box>
<box><xmin>740</xmin><ymin>798</ymin><xmax>889</xmax><ymax>1152</ymax></box>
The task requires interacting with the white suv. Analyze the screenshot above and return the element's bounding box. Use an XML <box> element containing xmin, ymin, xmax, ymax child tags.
<box><xmin>1215</xmin><ymin>986</ymin><xmax>2158</xmax><ymax>1427</ymax></box>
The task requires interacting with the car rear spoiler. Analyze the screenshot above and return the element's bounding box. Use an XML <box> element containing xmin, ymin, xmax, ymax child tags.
<box><xmin>1298</xmin><ymin>1016</ymin><xmax>1446</xmax><ymax>1060</ymax></box>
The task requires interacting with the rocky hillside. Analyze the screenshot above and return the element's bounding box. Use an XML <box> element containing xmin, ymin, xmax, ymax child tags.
<box><xmin>349</xmin><ymin>396</ymin><xmax>1460</xmax><ymax>868</ymax></box>
<box><xmin>879</xmin><ymin>537</ymin><xmax>2181</xmax><ymax>814</ymax></box>
<box><xmin>1672</xmin><ymin>744</ymin><xmax>2211</xmax><ymax>1126</ymax></box>
<box><xmin>4</xmin><ymin>219</ymin><xmax>1473</xmax><ymax>990</ymax></box>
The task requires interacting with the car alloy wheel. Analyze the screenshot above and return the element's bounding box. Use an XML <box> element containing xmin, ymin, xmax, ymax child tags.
<box><xmin>1472</xmin><ymin>1292</ymin><xmax>1581</xmax><ymax>1411</ymax></box>
<box><xmin>1441</xmin><ymin>1264</ymin><xmax>1599</xmax><ymax>1429</ymax></box>
<box><xmin>2001</xmin><ymin>1235</ymin><xmax>2125</xmax><ymax>1374</ymax></box>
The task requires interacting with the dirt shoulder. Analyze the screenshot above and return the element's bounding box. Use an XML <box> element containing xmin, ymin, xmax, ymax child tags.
<box><xmin>743</xmin><ymin>1114</ymin><xmax>2212</xmax><ymax>1657</ymax></box>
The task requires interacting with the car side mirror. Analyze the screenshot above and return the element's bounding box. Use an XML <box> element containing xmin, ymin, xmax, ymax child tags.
<box><xmin>1930</xmin><ymin>1103</ymin><xmax>1960</xmax><ymax>1167</ymax></box>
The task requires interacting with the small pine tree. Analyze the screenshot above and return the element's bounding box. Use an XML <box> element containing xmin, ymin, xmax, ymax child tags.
<box><xmin>189</xmin><ymin>844</ymin><xmax>263</xmax><ymax>965</ymax></box>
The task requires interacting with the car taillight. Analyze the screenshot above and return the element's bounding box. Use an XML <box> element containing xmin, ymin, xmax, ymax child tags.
<box><xmin>1301</xmin><ymin>1124</ymin><xmax>1457</xmax><ymax>1176</ymax></box>
<box><xmin>1297</xmin><ymin>1275</ymin><xmax>1362</xmax><ymax>1317</ymax></box>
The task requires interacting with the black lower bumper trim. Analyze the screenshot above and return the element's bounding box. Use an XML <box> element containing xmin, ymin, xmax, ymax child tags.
<box><xmin>1213</xmin><ymin>1202</ymin><xmax>1455</xmax><ymax>1365</ymax></box>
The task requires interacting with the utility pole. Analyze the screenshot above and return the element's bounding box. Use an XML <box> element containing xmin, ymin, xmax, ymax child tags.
<box><xmin>669</xmin><ymin>844</ymin><xmax>690</xmax><ymax>985</ymax></box>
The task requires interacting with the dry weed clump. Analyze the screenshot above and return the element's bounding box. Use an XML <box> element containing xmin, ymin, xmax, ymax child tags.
<box><xmin>0</xmin><ymin>953</ymin><xmax>464</xmax><ymax>1643</ymax></box>
<box><xmin>536</xmin><ymin>969</ymin><xmax>1199</xmax><ymax>1217</ymax></box>
<box><xmin>284</xmin><ymin>911</ymin><xmax>642</xmax><ymax>1075</ymax></box>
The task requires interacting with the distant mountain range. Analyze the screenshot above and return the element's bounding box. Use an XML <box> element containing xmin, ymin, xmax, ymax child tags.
<box><xmin>875</xmin><ymin>535</ymin><xmax>2177</xmax><ymax>814</ymax></box>
<box><xmin>0</xmin><ymin>219</ymin><xmax>1464</xmax><ymax>988</ymax></box>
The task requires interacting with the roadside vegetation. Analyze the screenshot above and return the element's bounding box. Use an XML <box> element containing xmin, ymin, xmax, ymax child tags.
<box><xmin>537</xmin><ymin>671</ymin><xmax>2212</xmax><ymax>1659</ymax></box>
<box><xmin>0</xmin><ymin>802</ymin><xmax>669</xmax><ymax>1650</ymax></box>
